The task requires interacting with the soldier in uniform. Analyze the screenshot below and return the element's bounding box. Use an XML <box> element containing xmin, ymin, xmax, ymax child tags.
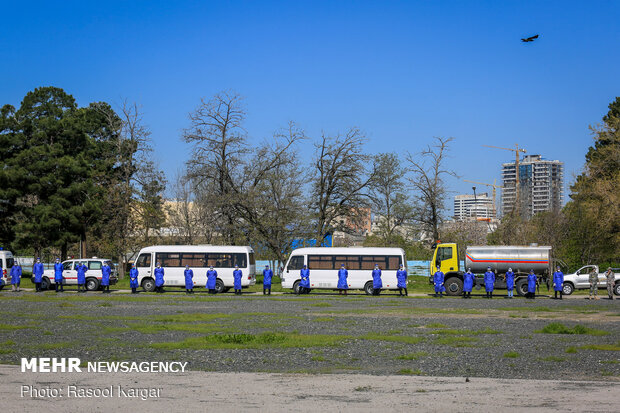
<box><xmin>605</xmin><ymin>267</ymin><xmax>615</xmax><ymax>300</ymax></box>
<box><xmin>588</xmin><ymin>267</ymin><xmax>599</xmax><ymax>300</ymax></box>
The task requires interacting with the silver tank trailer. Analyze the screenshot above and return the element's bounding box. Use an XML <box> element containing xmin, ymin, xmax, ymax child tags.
<box><xmin>465</xmin><ymin>246</ymin><xmax>552</xmax><ymax>274</ymax></box>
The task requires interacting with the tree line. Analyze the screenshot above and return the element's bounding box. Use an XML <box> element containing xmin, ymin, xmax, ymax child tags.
<box><xmin>2</xmin><ymin>87</ymin><xmax>616</xmax><ymax>274</ymax></box>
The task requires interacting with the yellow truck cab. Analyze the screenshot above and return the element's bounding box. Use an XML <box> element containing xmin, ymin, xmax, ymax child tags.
<box><xmin>430</xmin><ymin>243</ymin><xmax>459</xmax><ymax>275</ymax></box>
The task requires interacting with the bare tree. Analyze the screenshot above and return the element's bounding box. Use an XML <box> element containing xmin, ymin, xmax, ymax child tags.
<box><xmin>311</xmin><ymin>128</ymin><xmax>375</xmax><ymax>245</ymax></box>
<box><xmin>369</xmin><ymin>153</ymin><xmax>414</xmax><ymax>244</ymax></box>
<box><xmin>166</xmin><ymin>171</ymin><xmax>199</xmax><ymax>244</ymax></box>
<box><xmin>406</xmin><ymin>137</ymin><xmax>457</xmax><ymax>244</ymax></box>
<box><xmin>183</xmin><ymin>91</ymin><xmax>247</xmax><ymax>243</ymax></box>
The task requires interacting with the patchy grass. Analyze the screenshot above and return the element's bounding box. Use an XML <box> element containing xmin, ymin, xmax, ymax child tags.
<box><xmin>395</xmin><ymin>351</ymin><xmax>428</xmax><ymax>360</ymax></box>
<box><xmin>310</xmin><ymin>302</ymin><xmax>332</xmax><ymax>308</ymax></box>
<box><xmin>579</xmin><ymin>342</ymin><xmax>620</xmax><ymax>352</ymax></box>
<box><xmin>313</xmin><ymin>317</ymin><xmax>336</xmax><ymax>322</ymax></box>
<box><xmin>504</xmin><ymin>351</ymin><xmax>520</xmax><ymax>358</ymax></box>
<box><xmin>565</xmin><ymin>346</ymin><xmax>578</xmax><ymax>354</ymax></box>
<box><xmin>0</xmin><ymin>323</ymin><xmax>29</xmax><ymax>331</ymax></box>
<box><xmin>536</xmin><ymin>322</ymin><xmax>609</xmax><ymax>336</ymax></box>
<box><xmin>36</xmin><ymin>341</ymin><xmax>77</xmax><ymax>350</ymax></box>
<box><xmin>361</xmin><ymin>333</ymin><xmax>425</xmax><ymax>345</ymax></box>
<box><xmin>354</xmin><ymin>386</ymin><xmax>371</xmax><ymax>392</ymax></box>
<box><xmin>151</xmin><ymin>332</ymin><xmax>351</xmax><ymax>350</ymax></box>
<box><xmin>398</xmin><ymin>368</ymin><xmax>424</xmax><ymax>375</ymax></box>
<box><xmin>311</xmin><ymin>355</ymin><xmax>326</xmax><ymax>361</ymax></box>
<box><xmin>425</xmin><ymin>322</ymin><xmax>448</xmax><ymax>328</ymax></box>
<box><xmin>428</xmin><ymin>328</ymin><xmax>501</xmax><ymax>336</ymax></box>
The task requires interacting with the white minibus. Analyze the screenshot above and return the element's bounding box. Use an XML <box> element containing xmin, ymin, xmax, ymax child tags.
<box><xmin>280</xmin><ymin>247</ymin><xmax>406</xmax><ymax>294</ymax></box>
<box><xmin>135</xmin><ymin>245</ymin><xmax>256</xmax><ymax>292</ymax></box>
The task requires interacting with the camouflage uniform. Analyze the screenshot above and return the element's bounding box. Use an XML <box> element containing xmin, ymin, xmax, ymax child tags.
<box><xmin>589</xmin><ymin>269</ymin><xmax>599</xmax><ymax>299</ymax></box>
<box><xmin>606</xmin><ymin>269</ymin><xmax>615</xmax><ymax>300</ymax></box>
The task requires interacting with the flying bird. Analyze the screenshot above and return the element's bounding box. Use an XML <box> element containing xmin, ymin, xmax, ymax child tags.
<box><xmin>521</xmin><ymin>34</ymin><xmax>539</xmax><ymax>42</ymax></box>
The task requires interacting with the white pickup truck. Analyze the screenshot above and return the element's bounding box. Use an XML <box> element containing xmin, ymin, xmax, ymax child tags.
<box><xmin>38</xmin><ymin>258</ymin><xmax>118</xmax><ymax>291</ymax></box>
<box><xmin>561</xmin><ymin>265</ymin><xmax>619</xmax><ymax>295</ymax></box>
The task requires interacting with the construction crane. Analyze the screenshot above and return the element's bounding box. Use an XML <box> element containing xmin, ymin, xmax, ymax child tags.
<box><xmin>483</xmin><ymin>144</ymin><xmax>527</xmax><ymax>213</ymax></box>
<box><xmin>463</xmin><ymin>179</ymin><xmax>503</xmax><ymax>218</ymax></box>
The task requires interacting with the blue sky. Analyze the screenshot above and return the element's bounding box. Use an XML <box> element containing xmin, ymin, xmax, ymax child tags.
<box><xmin>2</xmin><ymin>0</ymin><xmax>618</xmax><ymax>213</ymax></box>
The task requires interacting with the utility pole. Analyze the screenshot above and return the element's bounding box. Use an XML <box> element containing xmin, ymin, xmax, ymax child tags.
<box><xmin>483</xmin><ymin>144</ymin><xmax>526</xmax><ymax>214</ymax></box>
<box><xmin>472</xmin><ymin>186</ymin><xmax>477</xmax><ymax>219</ymax></box>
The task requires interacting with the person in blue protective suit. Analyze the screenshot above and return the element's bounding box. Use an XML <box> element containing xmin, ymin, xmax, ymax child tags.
<box><xmin>298</xmin><ymin>264</ymin><xmax>310</xmax><ymax>295</ymax></box>
<box><xmin>372</xmin><ymin>264</ymin><xmax>382</xmax><ymax>296</ymax></box>
<box><xmin>184</xmin><ymin>265</ymin><xmax>194</xmax><ymax>294</ymax></box>
<box><xmin>33</xmin><ymin>258</ymin><xmax>44</xmax><ymax>292</ymax></box>
<box><xmin>76</xmin><ymin>262</ymin><xmax>87</xmax><ymax>293</ymax></box>
<box><xmin>337</xmin><ymin>264</ymin><xmax>348</xmax><ymax>295</ymax></box>
<box><xmin>463</xmin><ymin>268</ymin><xmax>475</xmax><ymax>298</ymax></box>
<box><xmin>206</xmin><ymin>266</ymin><xmax>218</xmax><ymax>294</ymax></box>
<box><xmin>154</xmin><ymin>262</ymin><xmax>165</xmax><ymax>293</ymax></box>
<box><xmin>129</xmin><ymin>263</ymin><xmax>139</xmax><ymax>294</ymax></box>
<box><xmin>396</xmin><ymin>264</ymin><xmax>408</xmax><ymax>296</ymax></box>
<box><xmin>233</xmin><ymin>265</ymin><xmax>243</xmax><ymax>295</ymax></box>
<box><xmin>10</xmin><ymin>260</ymin><xmax>22</xmax><ymax>292</ymax></box>
<box><xmin>552</xmin><ymin>266</ymin><xmax>564</xmax><ymax>300</ymax></box>
<box><xmin>526</xmin><ymin>269</ymin><xmax>537</xmax><ymax>299</ymax></box>
<box><xmin>484</xmin><ymin>267</ymin><xmax>495</xmax><ymax>298</ymax></box>
<box><xmin>262</xmin><ymin>265</ymin><xmax>273</xmax><ymax>295</ymax></box>
<box><xmin>433</xmin><ymin>269</ymin><xmax>444</xmax><ymax>297</ymax></box>
<box><xmin>54</xmin><ymin>258</ymin><xmax>64</xmax><ymax>293</ymax></box>
<box><xmin>504</xmin><ymin>268</ymin><xmax>515</xmax><ymax>299</ymax></box>
<box><xmin>101</xmin><ymin>261</ymin><xmax>111</xmax><ymax>294</ymax></box>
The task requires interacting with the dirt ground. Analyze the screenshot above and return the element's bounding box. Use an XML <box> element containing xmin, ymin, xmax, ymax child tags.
<box><xmin>1</xmin><ymin>366</ymin><xmax>618</xmax><ymax>412</ymax></box>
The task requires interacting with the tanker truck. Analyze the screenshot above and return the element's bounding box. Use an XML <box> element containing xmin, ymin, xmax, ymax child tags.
<box><xmin>429</xmin><ymin>243</ymin><xmax>554</xmax><ymax>296</ymax></box>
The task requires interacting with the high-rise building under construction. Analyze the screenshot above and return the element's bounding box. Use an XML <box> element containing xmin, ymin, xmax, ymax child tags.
<box><xmin>501</xmin><ymin>154</ymin><xmax>564</xmax><ymax>218</ymax></box>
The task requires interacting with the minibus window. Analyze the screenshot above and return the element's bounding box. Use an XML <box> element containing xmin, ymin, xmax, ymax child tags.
<box><xmin>288</xmin><ymin>256</ymin><xmax>304</xmax><ymax>270</ymax></box>
<box><xmin>136</xmin><ymin>253</ymin><xmax>151</xmax><ymax>267</ymax></box>
<box><xmin>249</xmin><ymin>253</ymin><xmax>255</xmax><ymax>266</ymax></box>
<box><xmin>64</xmin><ymin>261</ymin><xmax>74</xmax><ymax>271</ymax></box>
<box><xmin>156</xmin><ymin>253</ymin><xmax>181</xmax><ymax>267</ymax></box>
<box><xmin>181</xmin><ymin>253</ymin><xmax>207</xmax><ymax>267</ymax></box>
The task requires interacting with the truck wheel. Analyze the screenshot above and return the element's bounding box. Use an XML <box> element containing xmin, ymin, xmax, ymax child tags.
<box><xmin>364</xmin><ymin>281</ymin><xmax>374</xmax><ymax>295</ymax></box>
<box><xmin>142</xmin><ymin>278</ymin><xmax>155</xmax><ymax>292</ymax></box>
<box><xmin>40</xmin><ymin>277</ymin><xmax>50</xmax><ymax>290</ymax></box>
<box><xmin>614</xmin><ymin>282</ymin><xmax>620</xmax><ymax>296</ymax></box>
<box><xmin>215</xmin><ymin>279</ymin><xmax>225</xmax><ymax>294</ymax></box>
<box><xmin>85</xmin><ymin>277</ymin><xmax>100</xmax><ymax>291</ymax></box>
<box><xmin>293</xmin><ymin>280</ymin><xmax>301</xmax><ymax>294</ymax></box>
<box><xmin>516</xmin><ymin>280</ymin><xmax>528</xmax><ymax>297</ymax></box>
<box><xmin>444</xmin><ymin>277</ymin><xmax>463</xmax><ymax>296</ymax></box>
<box><xmin>562</xmin><ymin>282</ymin><xmax>574</xmax><ymax>295</ymax></box>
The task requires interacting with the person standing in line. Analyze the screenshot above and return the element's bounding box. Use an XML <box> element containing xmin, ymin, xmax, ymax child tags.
<box><xmin>33</xmin><ymin>258</ymin><xmax>44</xmax><ymax>292</ymax></box>
<box><xmin>233</xmin><ymin>265</ymin><xmax>243</xmax><ymax>295</ymax></box>
<box><xmin>184</xmin><ymin>264</ymin><xmax>194</xmax><ymax>294</ymax></box>
<box><xmin>504</xmin><ymin>268</ymin><xmax>515</xmax><ymax>299</ymax></box>
<box><xmin>605</xmin><ymin>267</ymin><xmax>615</xmax><ymax>300</ymax></box>
<box><xmin>129</xmin><ymin>263</ymin><xmax>139</xmax><ymax>294</ymax></box>
<box><xmin>54</xmin><ymin>258</ymin><xmax>64</xmax><ymax>293</ymax></box>
<box><xmin>262</xmin><ymin>265</ymin><xmax>273</xmax><ymax>295</ymax></box>
<box><xmin>526</xmin><ymin>270</ymin><xmax>537</xmax><ymax>299</ymax></box>
<box><xmin>298</xmin><ymin>264</ymin><xmax>310</xmax><ymax>295</ymax></box>
<box><xmin>463</xmin><ymin>268</ymin><xmax>475</xmax><ymax>299</ymax></box>
<box><xmin>76</xmin><ymin>261</ymin><xmax>87</xmax><ymax>293</ymax></box>
<box><xmin>396</xmin><ymin>264</ymin><xmax>408</xmax><ymax>296</ymax></box>
<box><xmin>206</xmin><ymin>265</ymin><xmax>218</xmax><ymax>294</ymax></box>
<box><xmin>433</xmin><ymin>268</ymin><xmax>444</xmax><ymax>298</ymax></box>
<box><xmin>337</xmin><ymin>264</ymin><xmax>348</xmax><ymax>295</ymax></box>
<box><xmin>101</xmin><ymin>261</ymin><xmax>111</xmax><ymax>294</ymax></box>
<box><xmin>484</xmin><ymin>267</ymin><xmax>495</xmax><ymax>299</ymax></box>
<box><xmin>552</xmin><ymin>265</ymin><xmax>564</xmax><ymax>300</ymax></box>
<box><xmin>154</xmin><ymin>262</ymin><xmax>165</xmax><ymax>293</ymax></box>
<box><xmin>372</xmin><ymin>264</ymin><xmax>382</xmax><ymax>296</ymax></box>
<box><xmin>588</xmin><ymin>267</ymin><xmax>599</xmax><ymax>300</ymax></box>
<box><xmin>10</xmin><ymin>260</ymin><xmax>22</xmax><ymax>292</ymax></box>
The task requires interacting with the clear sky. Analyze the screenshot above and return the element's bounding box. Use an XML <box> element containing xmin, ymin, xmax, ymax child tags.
<box><xmin>2</xmin><ymin>0</ymin><xmax>618</xmax><ymax>213</ymax></box>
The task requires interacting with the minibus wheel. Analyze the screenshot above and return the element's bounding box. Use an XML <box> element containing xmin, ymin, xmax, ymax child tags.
<box><xmin>364</xmin><ymin>281</ymin><xmax>374</xmax><ymax>295</ymax></box>
<box><xmin>215</xmin><ymin>279</ymin><xmax>225</xmax><ymax>294</ymax></box>
<box><xmin>85</xmin><ymin>277</ymin><xmax>100</xmax><ymax>291</ymax></box>
<box><xmin>293</xmin><ymin>280</ymin><xmax>301</xmax><ymax>294</ymax></box>
<box><xmin>142</xmin><ymin>278</ymin><xmax>155</xmax><ymax>292</ymax></box>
